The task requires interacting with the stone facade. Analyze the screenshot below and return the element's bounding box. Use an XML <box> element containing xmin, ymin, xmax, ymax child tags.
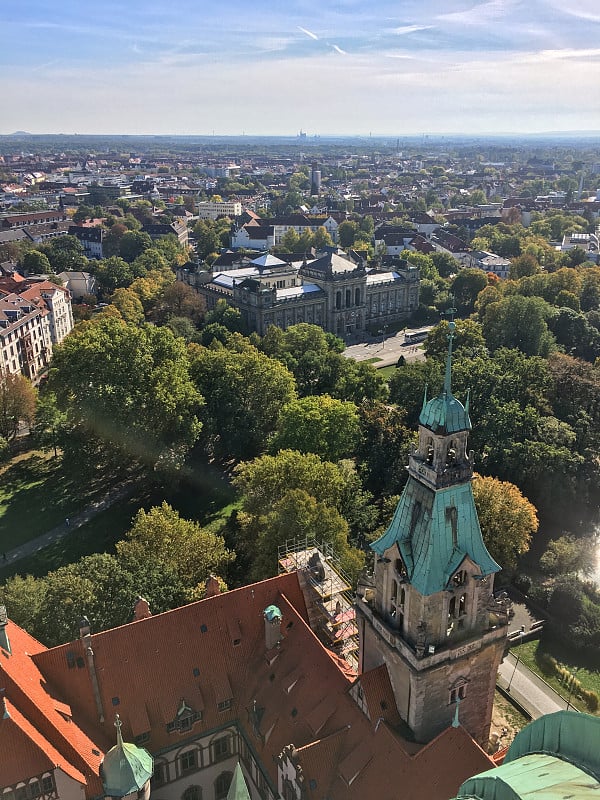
<box><xmin>357</xmin><ymin>322</ymin><xmax>508</xmax><ymax>747</ymax></box>
<box><xmin>182</xmin><ymin>249</ymin><xmax>419</xmax><ymax>337</ymax></box>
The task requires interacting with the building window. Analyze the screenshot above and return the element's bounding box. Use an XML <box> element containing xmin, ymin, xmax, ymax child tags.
<box><xmin>182</xmin><ymin>786</ymin><xmax>202</xmax><ymax>800</ymax></box>
<box><xmin>180</xmin><ymin>750</ymin><xmax>197</xmax><ymax>773</ymax></box>
<box><xmin>212</xmin><ymin>735</ymin><xmax>231</xmax><ymax>762</ymax></box>
<box><xmin>450</xmin><ymin>683</ymin><xmax>467</xmax><ymax>704</ymax></box>
<box><xmin>135</xmin><ymin>732</ymin><xmax>150</xmax><ymax>745</ymax></box>
<box><xmin>152</xmin><ymin>763</ymin><xmax>169</xmax><ymax>788</ymax></box>
<box><xmin>217</xmin><ymin>698</ymin><xmax>232</xmax><ymax>712</ymax></box>
<box><xmin>215</xmin><ymin>772</ymin><xmax>233</xmax><ymax>800</ymax></box>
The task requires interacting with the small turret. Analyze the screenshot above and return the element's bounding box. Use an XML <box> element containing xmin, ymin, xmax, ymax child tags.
<box><xmin>100</xmin><ymin>715</ymin><xmax>153</xmax><ymax>800</ymax></box>
<box><xmin>263</xmin><ymin>605</ymin><xmax>282</xmax><ymax>651</ymax></box>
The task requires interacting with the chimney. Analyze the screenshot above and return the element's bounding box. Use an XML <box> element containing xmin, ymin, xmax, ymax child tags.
<box><xmin>0</xmin><ymin>605</ymin><xmax>11</xmax><ymax>655</ymax></box>
<box><xmin>79</xmin><ymin>616</ymin><xmax>105</xmax><ymax>722</ymax></box>
<box><xmin>132</xmin><ymin>597</ymin><xmax>151</xmax><ymax>621</ymax></box>
<box><xmin>263</xmin><ymin>605</ymin><xmax>282</xmax><ymax>651</ymax></box>
<box><xmin>204</xmin><ymin>575</ymin><xmax>221</xmax><ymax>599</ymax></box>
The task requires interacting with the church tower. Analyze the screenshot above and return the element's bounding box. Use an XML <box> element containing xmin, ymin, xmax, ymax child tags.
<box><xmin>356</xmin><ymin>321</ymin><xmax>508</xmax><ymax>747</ymax></box>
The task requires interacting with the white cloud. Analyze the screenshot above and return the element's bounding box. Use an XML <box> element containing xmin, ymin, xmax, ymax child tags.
<box><xmin>298</xmin><ymin>26</ymin><xmax>319</xmax><ymax>40</ymax></box>
<box><xmin>393</xmin><ymin>25</ymin><xmax>434</xmax><ymax>35</ymax></box>
<box><xmin>331</xmin><ymin>44</ymin><xmax>347</xmax><ymax>55</ymax></box>
<box><xmin>437</xmin><ymin>0</ymin><xmax>515</xmax><ymax>26</ymax></box>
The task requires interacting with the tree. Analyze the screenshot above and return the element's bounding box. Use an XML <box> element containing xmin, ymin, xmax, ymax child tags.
<box><xmin>193</xmin><ymin>220</ymin><xmax>221</xmax><ymax>260</ymax></box>
<box><xmin>233</xmin><ymin>449</ymin><xmax>352</xmax><ymax>516</ymax></box>
<box><xmin>153</xmin><ymin>281</ymin><xmax>205</xmax><ymax>324</ymax></box>
<box><xmin>540</xmin><ymin>534</ymin><xmax>595</xmax><ymax>576</ymax></box>
<box><xmin>116</xmin><ymin>502</ymin><xmax>233</xmax><ymax>598</ymax></box>
<box><xmin>451</xmin><ymin>269</ymin><xmax>489</xmax><ymax>314</ymax></box>
<box><xmin>356</xmin><ymin>401</ymin><xmax>414</xmax><ymax>496</ymax></box>
<box><xmin>32</xmin><ymin>391</ymin><xmax>69</xmax><ymax>456</ymax></box>
<box><xmin>21</xmin><ymin>250</ymin><xmax>52</xmax><ymax>274</ymax></box>
<box><xmin>41</xmin><ymin>236</ymin><xmax>87</xmax><ymax>272</ymax></box>
<box><xmin>472</xmin><ymin>474</ymin><xmax>538</xmax><ymax>573</ymax></box>
<box><xmin>189</xmin><ymin>343</ymin><xmax>296</xmax><ymax>459</ymax></box>
<box><xmin>0</xmin><ymin>371</ymin><xmax>36</xmax><ymax>442</ymax></box>
<box><xmin>111</xmin><ymin>288</ymin><xmax>145</xmax><ymax>325</ymax></box>
<box><xmin>119</xmin><ymin>231</ymin><xmax>152</xmax><ymax>263</ymax></box>
<box><xmin>425</xmin><ymin>319</ymin><xmax>487</xmax><ymax>359</ymax></box>
<box><xmin>312</xmin><ymin>226</ymin><xmax>334</xmax><ymax>250</ymax></box>
<box><xmin>509</xmin><ymin>253</ymin><xmax>541</xmax><ymax>280</ymax></box>
<box><xmin>49</xmin><ymin>316</ymin><xmax>204</xmax><ymax>474</ymax></box>
<box><xmin>388</xmin><ymin>359</ymin><xmax>444</xmax><ymax>427</ymax></box>
<box><xmin>92</xmin><ymin>256</ymin><xmax>135</xmax><ymax>293</ymax></box>
<box><xmin>338</xmin><ymin>221</ymin><xmax>358</xmax><ymax>248</ymax></box>
<box><xmin>249</xmin><ymin>489</ymin><xmax>352</xmax><ymax>580</ymax></box>
<box><xmin>271</xmin><ymin>395</ymin><xmax>360</xmax><ymax>461</ymax></box>
<box><xmin>482</xmin><ymin>295</ymin><xmax>556</xmax><ymax>357</ymax></box>
<box><xmin>0</xmin><ymin>574</ymin><xmax>46</xmax><ymax>636</ymax></box>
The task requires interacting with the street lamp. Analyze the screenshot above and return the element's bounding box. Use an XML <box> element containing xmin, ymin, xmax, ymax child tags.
<box><xmin>566</xmin><ymin>668</ymin><xmax>579</xmax><ymax>711</ymax></box>
<box><xmin>507</xmin><ymin>628</ymin><xmax>525</xmax><ymax>693</ymax></box>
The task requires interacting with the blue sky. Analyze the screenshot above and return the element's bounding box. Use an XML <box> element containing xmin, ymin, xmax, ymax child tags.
<box><xmin>2</xmin><ymin>0</ymin><xmax>600</xmax><ymax>135</ymax></box>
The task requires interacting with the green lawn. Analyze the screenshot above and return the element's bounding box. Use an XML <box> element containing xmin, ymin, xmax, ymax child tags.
<box><xmin>0</xmin><ymin>450</ymin><xmax>115</xmax><ymax>551</ymax></box>
<box><xmin>364</xmin><ymin>356</ymin><xmax>383</xmax><ymax>364</ymax></box>
<box><xmin>512</xmin><ymin>638</ymin><xmax>600</xmax><ymax>713</ymax></box>
<box><xmin>0</xmin><ymin>450</ymin><xmax>239</xmax><ymax>582</ymax></box>
<box><xmin>377</xmin><ymin>365</ymin><xmax>398</xmax><ymax>380</ymax></box>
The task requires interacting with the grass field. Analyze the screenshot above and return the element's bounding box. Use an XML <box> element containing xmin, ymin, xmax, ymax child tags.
<box><xmin>0</xmin><ymin>450</ymin><xmax>115</xmax><ymax>552</ymax></box>
<box><xmin>377</xmin><ymin>365</ymin><xmax>398</xmax><ymax>380</ymax></box>
<box><xmin>0</xmin><ymin>447</ymin><xmax>239</xmax><ymax>582</ymax></box>
<box><xmin>511</xmin><ymin>638</ymin><xmax>600</xmax><ymax>713</ymax></box>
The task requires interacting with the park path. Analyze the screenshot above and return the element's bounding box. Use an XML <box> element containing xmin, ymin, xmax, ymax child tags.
<box><xmin>2</xmin><ymin>480</ymin><xmax>139</xmax><ymax>567</ymax></box>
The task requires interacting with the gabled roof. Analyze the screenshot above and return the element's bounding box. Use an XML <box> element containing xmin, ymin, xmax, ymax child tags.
<box><xmin>0</xmin><ymin>697</ymin><xmax>86</xmax><ymax>787</ymax></box>
<box><xmin>0</xmin><ymin>621</ymin><xmax>105</xmax><ymax>795</ymax></box>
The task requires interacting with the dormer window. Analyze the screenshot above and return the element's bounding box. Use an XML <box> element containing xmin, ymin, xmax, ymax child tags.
<box><xmin>167</xmin><ymin>699</ymin><xmax>202</xmax><ymax>733</ymax></box>
<box><xmin>452</xmin><ymin>570</ymin><xmax>467</xmax><ymax>587</ymax></box>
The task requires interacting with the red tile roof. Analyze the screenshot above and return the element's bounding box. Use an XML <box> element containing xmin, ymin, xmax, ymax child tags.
<box><xmin>5</xmin><ymin>571</ymin><xmax>494</xmax><ymax>799</ymax></box>
<box><xmin>0</xmin><ymin>621</ymin><xmax>105</xmax><ymax>795</ymax></box>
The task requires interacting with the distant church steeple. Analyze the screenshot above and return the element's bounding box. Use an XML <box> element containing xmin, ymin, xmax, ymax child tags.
<box><xmin>356</xmin><ymin>318</ymin><xmax>508</xmax><ymax>746</ymax></box>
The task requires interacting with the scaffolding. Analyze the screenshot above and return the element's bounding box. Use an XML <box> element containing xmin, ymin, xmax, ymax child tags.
<box><xmin>278</xmin><ymin>536</ymin><xmax>359</xmax><ymax>671</ymax></box>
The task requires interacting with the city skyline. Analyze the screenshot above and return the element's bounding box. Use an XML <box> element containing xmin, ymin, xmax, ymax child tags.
<box><xmin>2</xmin><ymin>0</ymin><xmax>600</xmax><ymax>137</ymax></box>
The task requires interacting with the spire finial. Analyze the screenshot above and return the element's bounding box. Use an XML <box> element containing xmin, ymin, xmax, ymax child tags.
<box><xmin>452</xmin><ymin>695</ymin><xmax>461</xmax><ymax>728</ymax></box>
<box><xmin>443</xmin><ymin>301</ymin><xmax>457</xmax><ymax>396</ymax></box>
<box><xmin>114</xmin><ymin>714</ymin><xmax>124</xmax><ymax>748</ymax></box>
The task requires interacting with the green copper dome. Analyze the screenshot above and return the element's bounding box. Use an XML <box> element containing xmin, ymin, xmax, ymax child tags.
<box><xmin>419</xmin><ymin>391</ymin><xmax>471</xmax><ymax>434</ymax></box>
<box><xmin>101</xmin><ymin>716</ymin><xmax>153</xmax><ymax>798</ymax></box>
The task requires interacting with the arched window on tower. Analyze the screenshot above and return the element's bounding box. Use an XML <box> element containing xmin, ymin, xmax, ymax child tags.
<box><xmin>446</xmin><ymin>440</ymin><xmax>457</xmax><ymax>466</ymax></box>
<box><xmin>355</xmin><ymin>287</ymin><xmax>361</xmax><ymax>306</ymax></box>
<box><xmin>426</xmin><ymin>438</ymin><xmax>434</xmax><ymax>465</ymax></box>
<box><xmin>336</xmin><ymin>291</ymin><xmax>342</xmax><ymax>309</ymax></box>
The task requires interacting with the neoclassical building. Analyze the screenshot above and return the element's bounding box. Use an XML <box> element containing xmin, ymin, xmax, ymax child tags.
<box><xmin>181</xmin><ymin>249</ymin><xmax>419</xmax><ymax>337</ymax></box>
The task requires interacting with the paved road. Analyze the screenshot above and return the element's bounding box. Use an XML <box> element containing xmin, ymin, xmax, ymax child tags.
<box><xmin>497</xmin><ymin>651</ymin><xmax>571</xmax><ymax>718</ymax></box>
<box><xmin>344</xmin><ymin>330</ymin><xmax>428</xmax><ymax>369</ymax></box>
<box><xmin>2</xmin><ymin>480</ymin><xmax>139</xmax><ymax>567</ymax></box>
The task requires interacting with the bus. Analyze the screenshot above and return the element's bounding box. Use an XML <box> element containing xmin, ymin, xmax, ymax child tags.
<box><xmin>403</xmin><ymin>327</ymin><xmax>431</xmax><ymax>345</ymax></box>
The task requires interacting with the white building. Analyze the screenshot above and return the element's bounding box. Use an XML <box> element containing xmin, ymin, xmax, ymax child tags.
<box><xmin>197</xmin><ymin>201</ymin><xmax>242</xmax><ymax>220</ymax></box>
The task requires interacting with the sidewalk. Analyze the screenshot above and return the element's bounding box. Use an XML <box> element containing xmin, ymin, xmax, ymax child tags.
<box><xmin>497</xmin><ymin>651</ymin><xmax>571</xmax><ymax>719</ymax></box>
<box><xmin>2</xmin><ymin>480</ymin><xmax>139</xmax><ymax>567</ymax></box>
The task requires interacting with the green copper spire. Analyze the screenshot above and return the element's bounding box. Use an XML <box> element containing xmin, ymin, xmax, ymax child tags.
<box><xmin>100</xmin><ymin>714</ymin><xmax>153</xmax><ymax>797</ymax></box>
<box><xmin>227</xmin><ymin>763</ymin><xmax>252</xmax><ymax>800</ymax></box>
<box><xmin>419</xmin><ymin>316</ymin><xmax>471</xmax><ymax>435</ymax></box>
<box><xmin>444</xmin><ymin>320</ymin><xmax>456</xmax><ymax>396</ymax></box>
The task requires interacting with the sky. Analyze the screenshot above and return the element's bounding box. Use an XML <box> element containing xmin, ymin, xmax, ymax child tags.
<box><xmin>1</xmin><ymin>0</ymin><xmax>600</xmax><ymax>136</ymax></box>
